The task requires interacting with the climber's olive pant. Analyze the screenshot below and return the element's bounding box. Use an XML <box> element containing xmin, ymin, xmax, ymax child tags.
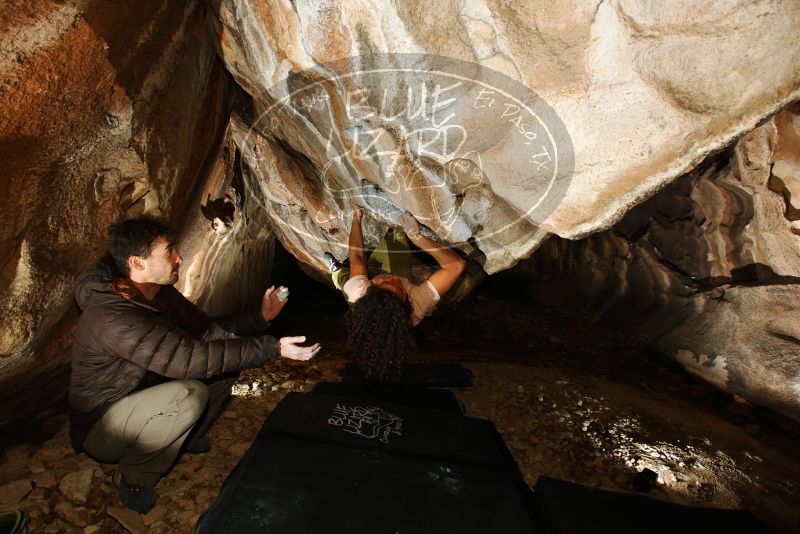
<box><xmin>83</xmin><ymin>376</ymin><xmax>234</xmax><ymax>486</ymax></box>
<box><xmin>333</xmin><ymin>228</ymin><xmax>422</xmax><ymax>290</ymax></box>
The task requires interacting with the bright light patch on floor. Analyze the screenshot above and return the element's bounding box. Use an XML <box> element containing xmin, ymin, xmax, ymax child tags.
<box><xmin>231</xmin><ymin>381</ymin><xmax>268</xmax><ymax>397</ymax></box>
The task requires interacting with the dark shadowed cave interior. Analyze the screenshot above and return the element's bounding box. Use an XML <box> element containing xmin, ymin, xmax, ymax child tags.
<box><xmin>2</xmin><ymin>0</ymin><xmax>800</xmax><ymax>533</ymax></box>
<box><xmin>2</xmin><ymin>241</ymin><xmax>799</xmax><ymax>532</ymax></box>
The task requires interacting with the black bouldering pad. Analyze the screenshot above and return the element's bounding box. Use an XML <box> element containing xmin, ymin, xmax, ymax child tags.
<box><xmin>196</xmin><ymin>392</ymin><xmax>534</xmax><ymax>534</ymax></box>
<box><xmin>341</xmin><ymin>362</ymin><xmax>474</xmax><ymax>387</ymax></box>
<box><xmin>260</xmin><ymin>392</ymin><xmax>515</xmax><ymax>469</ymax></box>
<box><xmin>196</xmin><ymin>434</ymin><xmax>535</xmax><ymax>534</ymax></box>
<box><xmin>311</xmin><ymin>381</ymin><xmax>464</xmax><ymax>415</ymax></box>
<box><xmin>532</xmin><ymin>476</ymin><xmax>773</xmax><ymax>534</ymax></box>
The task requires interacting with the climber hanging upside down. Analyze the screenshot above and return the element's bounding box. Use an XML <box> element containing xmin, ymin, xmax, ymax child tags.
<box><xmin>323</xmin><ymin>208</ymin><xmax>465</xmax><ymax>382</ymax></box>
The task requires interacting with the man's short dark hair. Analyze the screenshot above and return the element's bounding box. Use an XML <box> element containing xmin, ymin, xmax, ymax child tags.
<box><xmin>108</xmin><ymin>216</ymin><xmax>173</xmax><ymax>277</ymax></box>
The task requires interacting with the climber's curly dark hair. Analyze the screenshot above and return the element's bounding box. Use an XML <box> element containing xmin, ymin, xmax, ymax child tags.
<box><xmin>346</xmin><ymin>284</ymin><xmax>415</xmax><ymax>383</ymax></box>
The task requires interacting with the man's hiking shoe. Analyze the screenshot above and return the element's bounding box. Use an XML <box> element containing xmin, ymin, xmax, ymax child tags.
<box><xmin>323</xmin><ymin>252</ymin><xmax>343</xmax><ymax>273</ymax></box>
<box><xmin>112</xmin><ymin>470</ymin><xmax>157</xmax><ymax>514</ymax></box>
<box><xmin>185</xmin><ymin>435</ymin><xmax>211</xmax><ymax>454</ymax></box>
<box><xmin>0</xmin><ymin>509</ymin><xmax>27</xmax><ymax>534</ymax></box>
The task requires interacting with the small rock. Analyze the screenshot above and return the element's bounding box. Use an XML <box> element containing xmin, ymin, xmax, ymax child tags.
<box><xmin>27</xmin><ymin>487</ymin><xmax>47</xmax><ymax>500</ymax></box>
<box><xmin>196</xmin><ymin>488</ymin><xmax>214</xmax><ymax>507</ymax></box>
<box><xmin>32</xmin><ymin>442</ymin><xmax>72</xmax><ymax>463</ymax></box>
<box><xmin>60</xmin><ymin>468</ymin><xmax>96</xmax><ymax>504</ymax></box>
<box><xmin>25</xmin><ymin>500</ymin><xmax>50</xmax><ymax>519</ymax></box>
<box><xmin>227</xmin><ymin>442</ymin><xmax>250</xmax><ymax>456</ymax></box>
<box><xmin>102</xmin><ymin>112</ymin><xmax>120</xmax><ymax>128</ymax></box>
<box><xmin>0</xmin><ymin>479</ymin><xmax>32</xmax><ymax>505</ymax></box>
<box><xmin>632</xmin><ymin>468</ymin><xmax>659</xmax><ymax>492</ymax></box>
<box><xmin>174</xmin><ymin>509</ymin><xmax>196</xmax><ymax>526</ymax></box>
<box><xmin>55</xmin><ymin>502</ymin><xmax>91</xmax><ymax>527</ymax></box>
<box><xmin>744</xmin><ymin>450</ymin><xmax>763</xmax><ymax>463</ymax></box>
<box><xmin>727</xmin><ymin>395</ymin><xmax>754</xmax><ymax>417</ymax></box>
<box><xmin>34</xmin><ymin>472</ymin><xmax>58</xmax><ymax>489</ymax></box>
<box><xmin>280</xmin><ymin>380</ymin><xmax>301</xmax><ymax>390</ymax></box>
<box><xmin>148</xmin><ymin>521</ymin><xmax>170</xmax><ymax>534</ymax></box>
<box><xmin>84</xmin><ymin>525</ymin><xmax>102</xmax><ymax>534</ymax></box>
<box><xmin>176</xmin><ymin>496</ymin><xmax>194</xmax><ymax>510</ymax></box>
<box><xmin>30</xmin><ymin>461</ymin><xmax>46</xmax><ymax>474</ymax></box>
<box><xmin>143</xmin><ymin>505</ymin><xmax>167</xmax><ymax>526</ymax></box>
<box><xmin>107</xmin><ymin>506</ymin><xmax>147</xmax><ymax>534</ymax></box>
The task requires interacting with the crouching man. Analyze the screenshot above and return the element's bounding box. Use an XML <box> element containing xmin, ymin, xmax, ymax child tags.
<box><xmin>68</xmin><ymin>216</ymin><xmax>320</xmax><ymax>514</ymax></box>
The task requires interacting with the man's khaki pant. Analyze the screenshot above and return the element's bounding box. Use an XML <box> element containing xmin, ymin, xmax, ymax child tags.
<box><xmin>83</xmin><ymin>376</ymin><xmax>234</xmax><ymax>486</ymax></box>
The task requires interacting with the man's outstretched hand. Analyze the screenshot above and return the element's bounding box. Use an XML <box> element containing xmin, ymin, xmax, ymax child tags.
<box><xmin>278</xmin><ymin>336</ymin><xmax>321</xmax><ymax>361</ymax></box>
<box><xmin>262</xmin><ymin>285</ymin><xmax>288</xmax><ymax>322</ymax></box>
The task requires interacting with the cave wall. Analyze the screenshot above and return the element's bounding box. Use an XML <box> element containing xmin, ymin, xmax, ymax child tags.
<box><xmin>176</xmin><ymin>128</ymin><xmax>277</xmax><ymax>318</ymax></box>
<box><xmin>1</xmin><ymin>0</ymin><xmax>800</xmax><ymax>423</ymax></box>
<box><xmin>205</xmin><ymin>0</ymin><xmax>800</xmax><ymax>416</ymax></box>
<box><xmin>208</xmin><ymin>0</ymin><xmax>800</xmax><ymax>275</ymax></box>
<box><xmin>0</xmin><ymin>0</ymin><xmax>241</xmax><ymax>423</ymax></box>
<box><xmin>519</xmin><ymin>106</ymin><xmax>800</xmax><ymax>419</ymax></box>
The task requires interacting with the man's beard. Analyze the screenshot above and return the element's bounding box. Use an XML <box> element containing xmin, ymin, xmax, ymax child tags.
<box><xmin>157</xmin><ymin>269</ymin><xmax>179</xmax><ymax>285</ymax></box>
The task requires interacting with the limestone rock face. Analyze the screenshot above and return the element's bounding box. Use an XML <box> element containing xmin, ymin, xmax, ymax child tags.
<box><xmin>520</xmin><ymin>107</ymin><xmax>800</xmax><ymax>419</ymax></box>
<box><xmin>209</xmin><ymin>0</ymin><xmax>800</xmax><ymax>275</ymax></box>
<box><xmin>175</xmin><ymin>130</ymin><xmax>277</xmax><ymax>317</ymax></box>
<box><xmin>0</xmin><ymin>0</ymin><xmax>236</xmax><ymax>422</ymax></box>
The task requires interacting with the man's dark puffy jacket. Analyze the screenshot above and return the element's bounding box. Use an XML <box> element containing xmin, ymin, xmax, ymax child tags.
<box><xmin>69</xmin><ymin>257</ymin><xmax>277</xmax><ymax>451</ymax></box>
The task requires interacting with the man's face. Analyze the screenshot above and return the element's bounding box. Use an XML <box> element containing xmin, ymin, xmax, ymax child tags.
<box><xmin>372</xmin><ymin>274</ymin><xmax>408</xmax><ymax>303</ymax></box>
<box><xmin>139</xmin><ymin>236</ymin><xmax>182</xmax><ymax>285</ymax></box>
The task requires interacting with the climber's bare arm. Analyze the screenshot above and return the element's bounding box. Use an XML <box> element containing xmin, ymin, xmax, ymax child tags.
<box><xmin>400</xmin><ymin>213</ymin><xmax>465</xmax><ymax>296</ymax></box>
<box><xmin>348</xmin><ymin>208</ymin><xmax>368</xmax><ymax>278</ymax></box>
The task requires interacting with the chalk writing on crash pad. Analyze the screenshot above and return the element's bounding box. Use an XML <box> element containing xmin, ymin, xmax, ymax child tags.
<box><xmin>328</xmin><ymin>404</ymin><xmax>403</xmax><ymax>444</ymax></box>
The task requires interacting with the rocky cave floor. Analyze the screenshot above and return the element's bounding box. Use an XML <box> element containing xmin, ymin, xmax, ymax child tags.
<box><xmin>1</xmin><ymin>275</ymin><xmax>800</xmax><ymax>533</ymax></box>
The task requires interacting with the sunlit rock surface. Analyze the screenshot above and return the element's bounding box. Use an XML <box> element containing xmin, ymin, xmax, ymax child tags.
<box><xmin>0</xmin><ymin>0</ymin><xmax>236</xmax><ymax>422</ymax></box>
<box><xmin>209</xmin><ymin>0</ymin><xmax>800</xmax><ymax>275</ymax></box>
<box><xmin>520</xmin><ymin>107</ymin><xmax>800</xmax><ymax>419</ymax></box>
<box><xmin>176</xmin><ymin>130</ymin><xmax>277</xmax><ymax>317</ymax></box>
